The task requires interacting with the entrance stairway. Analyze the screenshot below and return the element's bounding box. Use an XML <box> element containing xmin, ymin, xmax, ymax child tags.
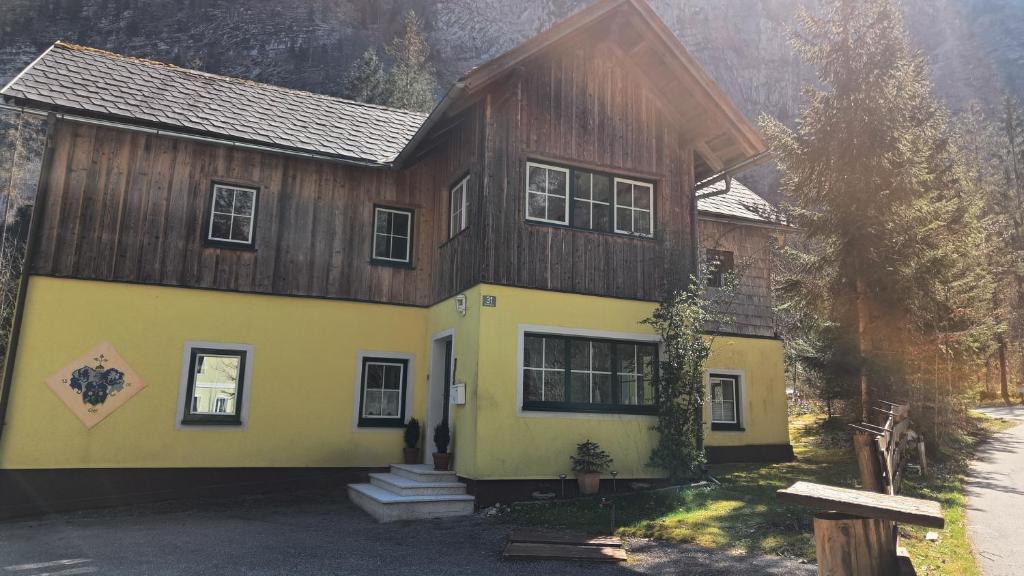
<box><xmin>348</xmin><ymin>464</ymin><xmax>475</xmax><ymax>522</ymax></box>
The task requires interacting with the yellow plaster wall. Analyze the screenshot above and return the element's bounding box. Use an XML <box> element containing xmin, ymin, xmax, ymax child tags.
<box><xmin>0</xmin><ymin>276</ymin><xmax>428</xmax><ymax>469</ymax></box>
<box><xmin>465</xmin><ymin>284</ymin><xmax>790</xmax><ymax>480</ymax></box>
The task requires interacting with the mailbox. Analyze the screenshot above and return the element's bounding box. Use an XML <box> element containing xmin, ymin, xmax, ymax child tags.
<box><xmin>450</xmin><ymin>382</ymin><xmax>466</xmax><ymax>405</ymax></box>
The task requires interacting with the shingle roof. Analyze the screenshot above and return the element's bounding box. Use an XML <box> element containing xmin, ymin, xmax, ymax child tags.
<box><xmin>0</xmin><ymin>42</ymin><xmax>428</xmax><ymax>165</ymax></box>
<box><xmin>697</xmin><ymin>179</ymin><xmax>782</xmax><ymax>224</ymax></box>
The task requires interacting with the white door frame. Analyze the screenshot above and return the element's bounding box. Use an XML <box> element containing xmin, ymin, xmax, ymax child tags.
<box><xmin>425</xmin><ymin>329</ymin><xmax>454</xmax><ymax>457</ymax></box>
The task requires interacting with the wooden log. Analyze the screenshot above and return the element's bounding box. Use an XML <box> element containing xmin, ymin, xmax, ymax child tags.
<box><xmin>813</xmin><ymin>512</ymin><xmax>898</xmax><ymax>576</ymax></box>
<box><xmin>854</xmin><ymin>432</ymin><xmax>884</xmax><ymax>493</ymax></box>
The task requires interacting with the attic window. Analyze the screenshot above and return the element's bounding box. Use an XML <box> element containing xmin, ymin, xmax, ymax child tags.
<box><xmin>372</xmin><ymin>206</ymin><xmax>414</xmax><ymax>266</ymax></box>
<box><xmin>706</xmin><ymin>249</ymin><xmax>734</xmax><ymax>288</ymax></box>
<box><xmin>526</xmin><ymin>162</ymin><xmax>570</xmax><ymax>225</ymax></box>
<box><xmin>207</xmin><ymin>184</ymin><xmax>258</xmax><ymax>248</ymax></box>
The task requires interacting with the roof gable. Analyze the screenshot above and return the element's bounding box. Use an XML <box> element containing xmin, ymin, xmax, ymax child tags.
<box><xmin>1</xmin><ymin>42</ymin><xmax>427</xmax><ymax>165</ymax></box>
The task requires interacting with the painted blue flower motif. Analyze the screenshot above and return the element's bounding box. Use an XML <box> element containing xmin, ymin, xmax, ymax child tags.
<box><xmin>67</xmin><ymin>364</ymin><xmax>127</xmax><ymax>407</ymax></box>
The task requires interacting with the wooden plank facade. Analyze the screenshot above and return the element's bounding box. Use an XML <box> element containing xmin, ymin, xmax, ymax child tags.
<box><xmin>699</xmin><ymin>218</ymin><xmax>779</xmax><ymax>338</ymax></box>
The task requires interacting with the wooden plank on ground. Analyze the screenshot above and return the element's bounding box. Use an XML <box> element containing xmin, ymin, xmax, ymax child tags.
<box><xmin>509</xmin><ymin>528</ymin><xmax>622</xmax><ymax>548</ymax></box>
<box><xmin>777</xmin><ymin>481</ymin><xmax>944</xmax><ymax>529</ymax></box>
<box><xmin>502</xmin><ymin>542</ymin><xmax>627</xmax><ymax>562</ymax></box>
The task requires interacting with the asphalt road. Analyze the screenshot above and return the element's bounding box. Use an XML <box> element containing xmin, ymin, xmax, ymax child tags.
<box><xmin>0</xmin><ymin>489</ymin><xmax>815</xmax><ymax>576</ymax></box>
<box><xmin>967</xmin><ymin>406</ymin><xmax>1024</xmax><ymax>576</ymax></box>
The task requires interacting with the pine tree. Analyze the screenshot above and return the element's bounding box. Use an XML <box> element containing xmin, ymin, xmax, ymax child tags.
<box><xmin>384</xmin><ymin>10</ymin><xmax>438</xmax><ymax>113</ymax></box>
<box><xmin>762</xmin><ymin>0</ymin><xmax>996</xmax><ymax>421</ymax></box>
<box><xmin>342</xmin><ymin>48</ymin><xmax>390</xmax><ymax>106</ymax></box>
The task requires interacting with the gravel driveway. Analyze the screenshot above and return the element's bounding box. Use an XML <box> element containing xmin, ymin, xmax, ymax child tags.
<box><xmin>968</xmin><ymin>406</ymin><xmax>1024</xmax><ymax>576</ymax></box>
<box><xmin>0</xmin><ymin>489</ymin><xmax>815</xmax><ymax>575</ymax></box>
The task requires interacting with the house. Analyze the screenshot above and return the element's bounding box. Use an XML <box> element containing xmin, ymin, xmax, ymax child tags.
<box><xmin>0</xmin><ymin>0</ymin><xmax>792</xmax><ymax>519</ymax></box>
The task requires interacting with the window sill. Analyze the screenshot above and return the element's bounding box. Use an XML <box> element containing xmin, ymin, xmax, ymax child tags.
<box><xmin>440</xmin><ymin>227</ymin><xmax>470</xmax><ymax>248</ymax></box>
<box><xmin>710</xmin><ymin>424</ymin><xmax>745</xmax><ymax>432</ymax></box>
<box><xmin>523</xmin><ymin>219</ymin><xmax>657</xmax><ymax>241</ymax></box>
<box><xmin>203</xmin><ymin>239</ymin><xmax>257</xmax><ymax>251</ymax></box>
<box><xmin>523</xmin><ymin>402</ymin><xmax>656</xmax><ymax>416</ymax></box>
<box><xmin>368</xmin><ymin>259</ymin><xmax>415</xmax><ymax>270</ymax></box>
<box><xmin>181</xmin><ymin>417</ymin><xmax>243</xmax><ymax>426</ymax></box>
<box><xmin>357</xmin><ymin>420</ymin><xmax>405</xmax><ymax>429</ymax></box>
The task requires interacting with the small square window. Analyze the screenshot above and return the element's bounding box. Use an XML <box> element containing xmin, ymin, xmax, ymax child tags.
<box><xmin>372</xmin><ymin>206</ymin><xmax>414</xmax><ymax>265</ymax></box>
<box><xmin>182</xmin><ymin>347</ymin><xmax>249</xmax><ymax>425</ymax></box>
<box><xmin>613</xmin><ymin>178</ymin><xmax>654</xmax><ymax>236</ymax></box>
<box><xmin>526</xmin><ymin>162</ymin><xmax>570</xmax><ymax>225</ymax></box>
<box><xmin>207</xmin><ymin>184</ymin><xmax>258</xmax><ymax>247</ymax></box>
<box><xmin>358</xmin><ymin>357</ymin><xmax>409</xmax><ymax>427</ymax></box>
<box><xmin>449</xmin><ymin>176</ymin><xmax>470</xmax><ymax>238</ymax></box>
<box><xmin>706</xmin><ymin>249</ymin><xmax>735</xmax><ymax>289</ymax></box>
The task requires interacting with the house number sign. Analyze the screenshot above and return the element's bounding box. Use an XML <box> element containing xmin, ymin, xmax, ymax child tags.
<box><xmin>482</xmin><ymin>295</ymin><xmax>497</xmax><ymax>307</ymax></box>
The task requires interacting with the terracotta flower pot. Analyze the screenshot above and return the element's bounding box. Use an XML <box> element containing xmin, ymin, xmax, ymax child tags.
<box><xmin>577</xmin><ymin>471</ymin><xmax>601</xmax><ymax>495</ymax></box>
<box><xmin>403</xmin><ymin>447</ymin><xmax>419</xmax><ymax>465</ymax></box>
<box><xmin>432</xmin><ymin>452</ymin><xmax>451</xmax><ymax>471</ymax></box>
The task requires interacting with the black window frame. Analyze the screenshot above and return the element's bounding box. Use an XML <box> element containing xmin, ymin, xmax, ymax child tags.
<box><xmin>204</xmin><ymin>182</ymin><xmax>260</xmax><ymax>250</ymax></box>
<box><xmin>357</xmin><ymin>357</ymin><xmax>409</xmax><ymax>428</ymax></box>
<box><xmin>524</xmin><ymin>159</ymin><xmax>657</xmax><ymax>239</ymax></box>
<box><xmin>370</xmin><ymin>205</ymin><xmax>415</xmax><ymax>268</ymax></box>
<box><xmin>709</xmin><ymin>373</ymin><xmax>743</xmax><ymax>431</ymax></box>
<box><xmin>706</xmin><ymin>249</ymin><xmax>735</xmax><ymax>289</ymax></box>
<box><xmin>181</xmin><ymin>347</ymin><xmax>248</xmax><ymax>426</ymax></box>
<box><xmin>521</xmin><ymin>333</ymin><xmax>659</xmax><ymax>415</ymax></box>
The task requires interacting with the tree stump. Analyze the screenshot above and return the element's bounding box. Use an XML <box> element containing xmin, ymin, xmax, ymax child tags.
<box><xmin>813</xmin><ymin>512</ymin><xmax>898</xmax><ymax>576</ymax></box>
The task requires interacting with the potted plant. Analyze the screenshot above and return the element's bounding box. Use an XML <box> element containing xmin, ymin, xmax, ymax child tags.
<box><xmin>403</xmin><ymin>418</ymin><xmax>420</xmax><ymax>464</ymax></box>
<box><xmin>432</xmin><ymin>422</ymin><xmax>451</xmax><ymax>471</ymax></box>
<box><xmin>570</xmin><ymin>439</ymin><xmax>613</xmax><ymax>495</ymax></box>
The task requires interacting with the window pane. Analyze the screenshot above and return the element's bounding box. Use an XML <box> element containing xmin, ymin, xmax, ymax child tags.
<box><xmin>593</xmin><ymin>202</ymin><xmax>611</xmax><ymax>232</ymax></box>
<box><xmin>573</xmin><ymin>198</ymin><xmax>592</xmax><ymax>229</ymax></box>
<box><xmin>191</xmin><ymin>353</ymin><xmax>241</xmax><ymax>415</ymax></box>
<box><xmin>571</xmin><ymin>340</ymin><xmax>590</xmax><ymax>371</ymax></box>
<box><xmin>374</xmin><ymin>233</ymin><xmax>390</xmax><ymax>259</ymax></box>
<box><xmin>619</xmin><ymin>374</ymin><xmax>638</xmax><ymax>405</ymax></box>
<box><xmin>381</xmin><ymin>390</ymin><xmax>401</xmax><ymax>417</ymax></box>
<box><xmin>365</xmin><ymin>364</ymin><xmax>384</xmax><ymax>391</ymax></box>
<box><xmin>617</xmin><ymin>344</ymin><xmax>636</xmax><ymax>374</ymax></box>
<box><xmin>634</xmin><ymin>185</ymin><xmax>652</xmax><ymax>210</ymax></box>
<box><xmin>391</xmin><ymin>236</ymin><xmax>409</xmax><ymax>261</ymax></box>
<box><xmin>593</xmin><ymin>374</ymin><xmax>612</xmax><ymax>403</ymax></box>
<box><xmin>616</xmin><ymin>207</ymin><xmax>631</xmax><ymax>232</ymax></box>
<box><xmin>211</xmin><ymin>214</ymin><xmax>232</xmax><ymax>239</ymax></box>
<box><xmin>231</xmin><ymin>216</ymin><xmax>252</xmax><ymax>242</ymax></box>
<box><xmin>364</xmin><ymin>392</ymin><xmax>382</xmax><ymax>416</ymax></box>
<box><xmin>593</xmin><ymin>342</ymin><xmax>612</xmax><ymax>372</ymax></box>
<box><xmin>383</xmin><ymin>365</ymin><xmax>402</xmax><ymax>390</ymax></box>
<box><xmin>392</xmin><ymin>212</ymin><xmax>410</xmax><ymax>237</ymax></box>
<box><xmin>592</xmin><ymin>174</ymin><xmax>611</xmax><ymax>203</ymax></box>
<box><xmin>571</xmin><ymin>373</ymin><xmax>590</xmax><ymax>403</ymax></box>
<box><xmin>548</xmin><ymin>196</ymin><xmax>566</xmax><ymax>223</ymax></box>
<box><xmin>525</xmin><ymin>369</ymin><xmax>543</xmax><ymax>401</ymax></box>
<box><xmin>721</xmin><ymin>381</ymin><xmax>736</xmax><ymax>402</ymax></box>
<box><xmin>528</xmin><ymin>165</ymin><xmax>546</xmax><ymax>193</ymax></box>
<box><xmin>543</xmin><ymin>371</ymin><xmax>565</xmax><ymax>402</ymax></box>
<box><xmin>524</xmin><ymin>336</ymin><xmax>544</xmax><ymax>368</ymax></box>
<box><xmin>573</xmin><ymin>171</ymin><xmax>593</xmax><ymax>201</ymax></box>
<box><xmin>548</xmin><ymin>169</ymin><xmax>567</xmax><ymax>199</ymax></box>
<box><xmin>527</xmin><ymin>192</ymin><xmax>546</xmax><ymax>220</ymax></box>
<box><xmin>375</xmin><ymin>211</ymin><xmax>389</xmax><ymax>234</ymax></box>
<box><xmin>616</xmin><ymin>181</ymin><xmax>632</xmax><ymax>207</ymax></box>
<box><xmin>635</xmin><ymin>210</ymin><xmax>651</xmax><ymax>236</ymax></box>
<box><xmin>544</xmin><ymin>338</ymin><xmax>565</xmax><ymax>369</ymax></box>
<box><xmin>214</xmin><ymin>188</ymin><xmax>233</xmax><ymax>213</ymax></box>
<box><xmin>235</xmin><ymin>190</ymin><xmax>254</xmax><ymax>216</ymax></box>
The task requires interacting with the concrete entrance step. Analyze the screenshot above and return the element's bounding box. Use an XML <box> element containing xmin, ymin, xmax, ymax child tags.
<box><xmin>347</xmin><ymin>483</ymin><xmax>474</xmax><ymax>523</ymax></box>
<box><xmin>389</xmin><ymin>463</ymin><xmax>458</xmax><ymax>484</ymax></box>
<box><xmin>368</xmin><ymin>472</ymin><xmax>467</xmax><ymax>496</ymax></box>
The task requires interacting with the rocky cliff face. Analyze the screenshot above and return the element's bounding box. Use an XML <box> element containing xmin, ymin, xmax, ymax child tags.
<box><xmin>1</xmin><ymin>0</ymin><xmax>1021</xmax><ymax>197</ymax></box>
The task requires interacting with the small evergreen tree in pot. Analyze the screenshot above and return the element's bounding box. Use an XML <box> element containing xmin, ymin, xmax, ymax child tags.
<box><xmin>570</xmin><ymin>440</ymin><xmax>613</xmax><ymax>495</ymax></box>
<box><xmin>403</xmin><ymin>418</ymin><xmax>420</xmax><ymax>464</ymax></box>
<box><xmin>432</xmin><ymin>422</ymin><xmax>451</xmax><ymax>471</ymax></box>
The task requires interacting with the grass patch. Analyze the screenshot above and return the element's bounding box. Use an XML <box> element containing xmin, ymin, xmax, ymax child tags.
<box><xmin>509</xmin><ymin>410</ymin><xmax>1017</xmax><ymax>573</ymax></box>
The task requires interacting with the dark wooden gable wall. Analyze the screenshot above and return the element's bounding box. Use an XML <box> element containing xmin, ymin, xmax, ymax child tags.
<box><xmin>699</xmin><ymin>218</ymin><xmax>778</xmax><ymax>338</ymax></box>
<box><xmin>477</xmin><ymin>38</ymin><xmax>695</xmax><ymax>301</ymax></box>
<box><xmin>29</xmin><ymin>116</ymin><xmax>478</xmax><ymax>307</ymax></box>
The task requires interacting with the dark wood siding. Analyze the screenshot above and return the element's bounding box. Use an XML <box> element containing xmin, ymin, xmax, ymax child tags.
<box><xmin>31</xmin><ymin>119</ymin><xmax>476</xmax><ymax>306</ymax></box>
<box><xmin>699</xmin><ymin>218</ymin><xmax>778</xmax><ymax>338</ymax></box>
<box><xmin>477</xmin><ymin>40</ymin><xmax>695</xmax><ymax>301</ymax></box>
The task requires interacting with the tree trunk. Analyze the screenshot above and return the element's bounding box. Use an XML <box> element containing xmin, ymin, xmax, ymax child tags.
<box><xmin>1000</xmin><ymin>337</ymin><xmax>1010</xmax><ymax>405</ymax></box>
<box><xmin>813</xmin><ymin>512</ymin><xmax>897</xmax><ymax>576</ymax></box>
<box><xmin>856</xmin><ymin>277</ymin><xmax>871</xmax><ymax>422</ymax></box>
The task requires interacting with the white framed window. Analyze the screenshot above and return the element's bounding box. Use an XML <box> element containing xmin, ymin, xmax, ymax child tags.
<box><xmin>613</xmin><ymin>177</ymin><xmax>654</xmax><ymax>236</ymax></box>
<box><xmin>526</xmin><ymin>162</ymin><xmax>570</xmax><ymax>224</ymax></box>
<box><xmin>709</xmin><ymin>373</ymin><xmax>741</xmax><ymax>430</ymax></box>
<box><xmin>207</xmin><ymin>184</ymin><xmax>258</xmax><ymax>246</ymax></box>
<box><xmin>572</xmin><ymin>170</ymin><xmax>612</xmax><ymax>232</ymax></box>
<box><xmin>449</xmin><ymin>176</ymin><xmax>469</xmax><ymax>238</ymax></box>
<box><xmin>372</xmin><ymin>206</ymin><xmax>413</xmax><ymax>265</ymax></box>
<box><xmin>177</xmin><ymin>341</ymin><xmax>255</xmax><ymax>428</ymax></box>
<box><xmin>358</xmin><ymin>357</ymin><xmax>409</xmax><ymax>427</ymax></box>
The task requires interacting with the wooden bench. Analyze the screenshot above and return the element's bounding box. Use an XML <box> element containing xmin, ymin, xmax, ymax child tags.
<box><xmin>778</xmin><ymin>480</ymin><xmax>943</xmax><ymax>575</ymax></box>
